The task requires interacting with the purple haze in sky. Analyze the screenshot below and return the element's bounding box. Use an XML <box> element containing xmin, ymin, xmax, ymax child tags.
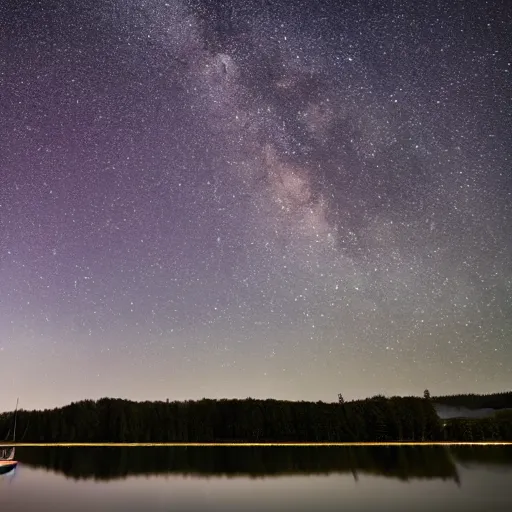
<box><xmin>0</xmin><ymin>0</ymin><xmax>510</xmax><ymax>410</ymax></box>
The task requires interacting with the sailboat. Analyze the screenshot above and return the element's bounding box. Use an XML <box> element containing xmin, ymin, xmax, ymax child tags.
<box><xmin>0</xmin><ymin>399</ymin><xmax>19</xmax><ymax>475</ymax></box>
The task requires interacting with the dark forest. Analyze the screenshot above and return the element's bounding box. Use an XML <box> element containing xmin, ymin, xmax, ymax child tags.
<box><xmin>1</xmin><ymin>393</ymin><xmax>511</xmax><ymax>443</ymax></box>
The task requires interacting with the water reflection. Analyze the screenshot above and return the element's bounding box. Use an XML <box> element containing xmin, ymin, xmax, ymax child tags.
<box><xmin>14</xmin><ymin>446</ymin><xmax>471</xmax><ymax>482</ymax></box>
<box><xmin>3</xmin><ymin>447</ymin><xmax>512</xmax><ymax>512</ymax></box>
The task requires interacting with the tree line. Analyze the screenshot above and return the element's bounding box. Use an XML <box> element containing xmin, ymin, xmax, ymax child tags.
<box><xmin>1</xmin><ymin>394</ymin><xmax>510</xmax><ymax>444</ymax></box>
<box><xmin>432</xmin><ymin>392</ymin><xmax>512</xmax><ymax>410</ymax></box>
<box><xmin>1</xmin><ymin>395</ymin><xmax>442</xmax><ymax>443</ymax></box>
<box><xmin>443</xmin><ymin>409</ymin><xmax>512</xmax><ymax>441</ymax></box>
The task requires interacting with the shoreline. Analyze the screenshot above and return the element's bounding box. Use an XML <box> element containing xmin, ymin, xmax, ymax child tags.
<box><xmin>2</xmin><ymin>441</ymin><xmax>512</xmax><ymax>447</ymax></box>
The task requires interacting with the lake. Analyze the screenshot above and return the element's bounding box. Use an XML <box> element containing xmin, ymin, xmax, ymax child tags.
<box><xmin>1</xmin><ymin>446</ymin><xmax>511</xmax><ymax>511</ymax></box>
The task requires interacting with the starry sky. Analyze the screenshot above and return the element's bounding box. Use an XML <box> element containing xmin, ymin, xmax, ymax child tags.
<box><xmin>1</xmin><ymin>0</ymin><xmax>511</xmax><ymax>411</ymax></box>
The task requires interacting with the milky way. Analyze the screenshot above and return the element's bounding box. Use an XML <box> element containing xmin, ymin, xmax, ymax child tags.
<box><xmin>1</xmin><ymin>0</ymin><xmax>510</xmax><ymax>410</ymax></box>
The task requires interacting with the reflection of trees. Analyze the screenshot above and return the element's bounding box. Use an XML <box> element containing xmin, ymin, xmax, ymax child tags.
<box><xmin>450</xmin><ymin>446</ymin><xmax>512</xmax><ymax>467</ymax></box>
<box><xmin>17</xmin><ymin>446</ymin><xmax>462</xmax><ymax>483</ymax></box>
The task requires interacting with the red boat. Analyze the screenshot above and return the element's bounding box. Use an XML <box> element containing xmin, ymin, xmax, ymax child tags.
<box><xmin>0</xmin><ymin>399</ymin><xmax>19</xmax><ymax>475</ymax></box>
<box><xmin>0</xmin><ymin>457</ymin><xmax>17</xmax><ymax>476</ymax></box>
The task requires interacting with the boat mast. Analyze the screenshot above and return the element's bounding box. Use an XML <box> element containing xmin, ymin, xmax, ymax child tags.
<box><xmin>13</xmin><ymin>398</ymin><xmax>19</xmax><ymax>443</ymax></box>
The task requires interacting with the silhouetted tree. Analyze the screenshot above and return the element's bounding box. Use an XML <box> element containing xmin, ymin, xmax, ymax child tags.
<box><xmin>424</xmin><ymin>389</ymin><xmax>431</xmax><ymax>400</ymax></box>
<box><xmin>338</xmin><ymin>393</ymin><xmax>345</xmax><ymax>404</ymax></box>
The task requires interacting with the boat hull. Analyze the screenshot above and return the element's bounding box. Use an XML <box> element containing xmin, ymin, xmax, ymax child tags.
<box><xmin>0</xmin><ymin>461</ymin><xmax>17</xmax><ymax>475</ymax></box>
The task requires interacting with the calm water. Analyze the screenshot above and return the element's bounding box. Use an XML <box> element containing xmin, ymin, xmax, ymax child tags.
<box><xmin>1</xmin><ymin>446</ymin><xmax>511</xmax><ymax>511</ymax></box>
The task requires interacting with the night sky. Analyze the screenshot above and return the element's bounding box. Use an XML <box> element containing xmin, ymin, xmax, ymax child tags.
<box><xmin>1</xmin><ymin>0</ymin><xmax>511</xmax><ymax>411</ymax></box>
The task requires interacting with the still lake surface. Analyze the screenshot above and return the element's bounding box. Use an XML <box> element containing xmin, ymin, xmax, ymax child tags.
<box><xmin>1</xmin><ymin>446</ymin><xmax>511</xmax><ymax>511</ymax></box>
